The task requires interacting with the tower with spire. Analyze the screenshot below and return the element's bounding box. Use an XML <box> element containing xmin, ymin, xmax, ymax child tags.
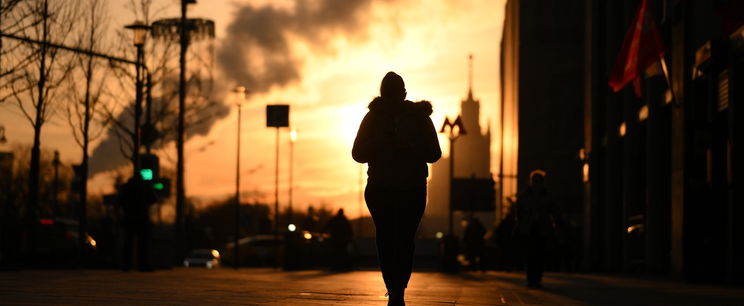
<box><xmin>423</xmin><ymin>55</ymin><xmax>494</xmax><ymax>236</ymax></box>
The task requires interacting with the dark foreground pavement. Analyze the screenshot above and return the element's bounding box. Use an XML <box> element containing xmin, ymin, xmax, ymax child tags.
<box><xmin>1</xmin><ymin>268</ymin><xmax>743</xmax><ymax>305</ymax></box>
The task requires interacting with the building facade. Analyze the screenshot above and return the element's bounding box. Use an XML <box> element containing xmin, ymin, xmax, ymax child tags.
<box><xmin>424</xmin><ymin>82</ymin><xmax>494</xmax><ymax>237</ymax></box>
<box><xmin>503</xmin><ymin>0</ymin><xmax>743</xmax><ymax>283</ymax></box>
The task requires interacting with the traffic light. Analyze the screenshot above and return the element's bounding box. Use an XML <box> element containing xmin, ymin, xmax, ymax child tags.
<box><xmin>153</xmin><ymin>178</ymin><xmax>171</xmax><ymax>198</ymax></box>
<box><xmin>139</xmin><ymin>154</ymin><xmax>159</xmax><ymax>181</ymax></box>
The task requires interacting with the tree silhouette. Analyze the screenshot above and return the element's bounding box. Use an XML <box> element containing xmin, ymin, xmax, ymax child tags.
<box><xmin>4</xmin><ymin>0</ymin><xmax>79</xmax><ymax>223</ymax></box>
<box><xmin>65</xmin><ymin>0</ymin><xmax>110</xmax><ymax>255</ymax></box>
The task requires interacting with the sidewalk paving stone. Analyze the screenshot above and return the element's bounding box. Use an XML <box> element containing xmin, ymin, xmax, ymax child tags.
<box><xmin>1</xmin><ymin>268</ymin><xmax>743</xmax><ymax>305</ymax></box>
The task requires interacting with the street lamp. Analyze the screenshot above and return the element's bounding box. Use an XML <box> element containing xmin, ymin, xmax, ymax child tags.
<box><xmin>234</xmin><ymin>86</ymin><xmax>246</xmax><ymax>269</ymax></box>
<box><xmin>177</xmin><ymin>0</ymin><xmax>198</xmax><ymax>260</ymax></box>
<box><xmin>439</xmin><ymin>115</ymin><xmax>466</xmax><ymax>236</ymax></box>
<box><xmin>439</xmin><ymin>115</ymin><xmax>466</xmax><ymax>273</ymax></box>
<box><xmin>124</xmin><ymin>20</ymin><xmax>150</xmax><ymax>174</ymax></box>
<box><xmin>125</xmin><ymin>21</ymin><xmax>149</xmax><ymax>47</ymax></box>
<box><xmin>288</xmin><ymin>129</ymin><xmax>296</xmax><ymax>224</ymax></box>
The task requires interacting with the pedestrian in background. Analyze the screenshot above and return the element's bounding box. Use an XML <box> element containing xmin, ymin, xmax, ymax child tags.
<box><xmin>464</xmin><ymin>216</ymin><xmax>486</xmax><ymax>271</ymax></box>
<box><xmin>323</xmin><ymin>209</ymin><xmax>353</xmax><ymax>271</ymax></box>
<box><xmin>118</xmin><ymin>174</ymin><xmax>157</xmax><ymax>271</ymax></box>
<box><xmin>514</xmin><ymin>170</ymin><xmax>559</xmax><ymax>288</ymax></box>
<box><xmin>352</xmin><ymin>71</ymin><xmax>441</xmax><ymax>306</ymax></box>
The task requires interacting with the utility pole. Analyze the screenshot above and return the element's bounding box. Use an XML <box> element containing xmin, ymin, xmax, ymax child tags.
<box><xmin>52</xmin><ymin>150</ymin><xmax>60</xmax><ymax>217</ymax></box>
<box><xmin>234</xmin><ymin>86</ymin><xmax>245</xmax><ymax>269</ymax></box>
<box><xmin>266</xmin><ymin>104</ymin><xmax>289</xmax><ymax>268</ymax></box>
<box><xmin>498</xmin><ymin>71</ymin><xmax>506</xmax><ymax>222</ymax></box>
<box><xmin>289</xmin><ymin>129</ymin><xmax>296</xmax><ymax>225</ymax></box>
<box><xmin>273</xmin><ymin>127</ymin><xmax>280</xmax><ymax>267</ymax></box>
<box><xmin>439</xmin><ymin>115</ymin><xmax>465</xmax><ymax>273</ymax></box>
<box><xmin>176</xmin><ymin>0</ymin><xmax>196</xmax><ymax>259</ymax></box>
<box><xmin>441</xmin><ymin>116</ymin><xmax>465</xmax><ymax>235</ymax></box>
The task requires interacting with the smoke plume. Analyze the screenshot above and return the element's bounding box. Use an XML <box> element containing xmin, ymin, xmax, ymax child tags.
<box><xmin>218</xmin><ymin>0</ymin><xmax>383</xmax><ymax>93</ymax></box>
<box><xmin>90</xmin><ymin>0</ymin><xmax>383</xmax><ymax>178</ymax></box>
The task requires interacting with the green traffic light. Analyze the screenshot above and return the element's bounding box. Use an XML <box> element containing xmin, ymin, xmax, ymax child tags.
<box><xmin>140</xmin><ymin>169</ymin><xmax>153</xmax><ymax>181</ymax></box>
<box><xmin>153</xmin><ymin>182</ymin><xmax>164</xmax><ymax>190</ymax></box>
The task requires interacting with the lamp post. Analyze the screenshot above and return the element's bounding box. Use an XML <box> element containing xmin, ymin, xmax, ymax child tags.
<box><xmin>288</xmin><ymin>129</ymin><xmax>296</xmax><ymax>225</ymax></box>
<box><xmin>440</xmin><ymin>115</ymin><xmax>466</xmax><ymax>236</ymax></box>
<box><xmin>52</xmin><ymin>150</ymin><xmax>60</xmax><ymax>217</ymax></box>
<box><xmin>124</xmin><ymin>20</ymin><xmax>150</xmax><ymax>174</ymax></box>
<box><xmin>234</xmin><ymin>86</ymin><xmax>246</xmax><ymax>269</ymax></box>
<box><xmin>439</xmin><ymin>115</ymin><xmax>466</xmax><ymax>273</ymax></box>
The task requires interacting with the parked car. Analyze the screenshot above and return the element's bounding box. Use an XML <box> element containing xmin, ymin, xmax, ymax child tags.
<box><xmin>224</xmin><ymin>235</ymin><xmax>284</xmax><ymax>266</ymax></box>
<box><xmin>183</xmin><ymin>249</ymin><xmax>220</xmax><ymax>269</ymax></box>
<box><xmin>32</xmin><ymin>218</ymin><xmax>96</xmax><ymax>266</ymax></box>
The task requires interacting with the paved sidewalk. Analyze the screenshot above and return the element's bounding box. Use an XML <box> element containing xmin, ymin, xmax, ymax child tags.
<box><xmin>1</xmin><ymin>268</ymin><xmax>743</xmax><ymax>305</ymax></box>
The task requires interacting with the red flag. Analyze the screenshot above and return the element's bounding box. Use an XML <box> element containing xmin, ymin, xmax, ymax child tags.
<box><xmin>608</xmin><ymin>0</ymin><xmax>666</xmax><ymax>97</ymax></box>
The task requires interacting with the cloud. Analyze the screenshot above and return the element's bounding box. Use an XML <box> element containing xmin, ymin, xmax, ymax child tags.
<box><xmin>217</xmin><ymin>0</ymin><xmax>386</xmax><ymax>93</ymax></box>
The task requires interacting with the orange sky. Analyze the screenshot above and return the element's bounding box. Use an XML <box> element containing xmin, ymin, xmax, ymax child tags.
<box><xmin>0</xmin><ymin>0</ymin><xmax>506</xmax><ymax>219</ymax></box>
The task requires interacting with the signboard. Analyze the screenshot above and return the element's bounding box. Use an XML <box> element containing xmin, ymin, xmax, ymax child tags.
<box><xmin>451</xmin><ymin>178</ymin><xmax>495</xmax><ymax>212</ymax></box>
<box><xmin>266</xmin><ymin>105</ymin><xmax>290</xmax><ymax>127</ymax></box>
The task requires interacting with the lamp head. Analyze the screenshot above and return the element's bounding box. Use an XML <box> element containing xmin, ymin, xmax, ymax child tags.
<box><xmin>125</xmin><ymin>20</ymin><xmax>150</xmax><ymax>46</ymax></box>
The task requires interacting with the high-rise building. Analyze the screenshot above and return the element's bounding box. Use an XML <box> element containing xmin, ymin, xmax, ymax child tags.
<box><xmin>423</xmin><ymin>60</ymin><xmax>495</xmax><ymax>237</ymax></box>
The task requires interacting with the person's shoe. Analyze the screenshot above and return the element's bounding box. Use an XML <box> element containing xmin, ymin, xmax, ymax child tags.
<box><xmin>387</xmin><ymin>289</ymin><xmax>405</xmax><ymax>306</ymax></box>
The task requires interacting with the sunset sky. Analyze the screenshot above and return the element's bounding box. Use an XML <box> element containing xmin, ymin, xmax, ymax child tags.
<box><xmin>0</xmin><ymin>0</ymin><xmax>507</xmax><ymax>219</ymax></box>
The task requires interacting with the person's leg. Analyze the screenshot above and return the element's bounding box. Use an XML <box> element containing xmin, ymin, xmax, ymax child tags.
<box><xmin>366</xmin><ymin>183</ymin><xmax>397</xmax><ymax>290</ymax></box>
<box><xmin>526</xmin><ymin>236</ymin><xmax>544</xmax><ymax>287</ymax></box>
<box><xmin>526</xmin><ymin>236</ymin><xmax>537</xmax><ymax>286</ymax></box>
<box><xmin>534</xmin><ymin>237</ymin><xmax>545</xmax><ymax>285</ymax></box>
<box><xmin>395</xmin><ymin>185</ymin><xmax>426</xmax><ymax>289</ymax></box>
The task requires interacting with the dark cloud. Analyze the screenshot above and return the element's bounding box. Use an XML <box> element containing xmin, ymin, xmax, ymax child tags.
<box><xmin>217</xmin><ymin>0</ymin><xmax>383</xmax><ymax>93</ymax></box>
<box><xmin>90</xmin><ymin>0</ymin><xmax>384</xmax><ymax>177</ymax></box>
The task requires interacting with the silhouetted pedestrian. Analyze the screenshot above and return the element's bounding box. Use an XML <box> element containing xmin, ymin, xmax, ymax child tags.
<box><xmin>464</xmin><ymin>217</ymin><xmax>486</xmax><ymax>271</ymax></box>
<box><xmin>323</xmin><ymin>209</ymin><xmax>353</xmax><ymax>270</ymax></box>
<box><xmin>514</xmin><ymin>170</ymin><xmax>558</xmax><ymax>288</ymax></box>
<box><xmin>353</xmin><ymin>71</ymin><xmax>441</xmax><ymax>306</ymax></box>
<box><xmin>118</xmin><ymin>174</ymin><xmax>157</xmax><ymax>271</ymax></box>
<box><xmin>303</xmin><ymin>206</ymin><xmax>319</xmax><ymax>232</ymax></box>
<box><xmin>495</xmin><ymin>204</ymin><xmax>519</xmax><ymax>271</ymax></box>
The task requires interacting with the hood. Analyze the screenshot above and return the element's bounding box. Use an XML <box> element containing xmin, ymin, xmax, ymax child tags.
<box><xmin>368</xmin><ymin>97</ymin><xmax>433</xmax><ymax>116</ymax></box>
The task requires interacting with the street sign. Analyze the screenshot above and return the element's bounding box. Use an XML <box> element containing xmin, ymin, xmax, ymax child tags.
<box><xmin>266</xmin><ymin>105</ymin><xmax>289</xmax><ymax>127</ymax></box>
<box><xmin>451</xmin><ymin>178</ymin><xmax>495</xmax><ymax>211</ymax></box>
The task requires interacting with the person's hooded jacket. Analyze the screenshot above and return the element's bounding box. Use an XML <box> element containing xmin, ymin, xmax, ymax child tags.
<box><xmin>352</xmin><ymin>96</ymin><xmax>441</xmax><ymax>189</ymax></box>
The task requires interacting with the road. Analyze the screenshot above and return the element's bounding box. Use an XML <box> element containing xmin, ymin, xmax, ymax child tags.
<box><xmin>1</xmin><ymin>268</ymin><xmax>743</xmax><ymax>305</ymax></box>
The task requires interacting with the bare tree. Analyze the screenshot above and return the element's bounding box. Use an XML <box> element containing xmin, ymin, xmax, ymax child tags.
<box><xmin>99</xmin><ymin>0</ymin><xmax>223</xmax><ymax>171</ymax></box>
<box><xmin>0</xmin><ymin>0</ymin><xmax>35</xmax><ymax>103</ymax></box>
<box><xmin>66</xmin><ymin>0</ymin><xmax>110</xmax><ymax>252</ymax></box>
<box><xmin>6</xmin><ymin>0</ymin><xmax>79</xmax><ymax>222</ymax></box>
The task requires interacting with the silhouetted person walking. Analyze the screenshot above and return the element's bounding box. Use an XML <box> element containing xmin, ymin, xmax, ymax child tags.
<box><xmin>514</xmin><ymin>170</ymin><xmax>558</xmax><ymax>288</ymax></box>
<box><xmin>323</xmin><ymin>209</ymin><xmax>353</xmax><ymax>270</ymax></box>
<box><xmin>353</xmin><ymin>71</ymin><xmax>441</xmax><ymax>306</ymax></box>
<box><xmin>118</xmin><ymin>174</ymin><xmax>157</xmax><ymax>271</ymax></box>
<box><xmin>464</xmin><ymin>216</ymin><xmax>486</xmax><ymax>271</ymax></box>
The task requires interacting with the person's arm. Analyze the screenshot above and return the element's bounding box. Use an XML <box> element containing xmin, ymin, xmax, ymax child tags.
<box><xmin>352</xmin><ymin>113</ymin><xmax>388</xmax><ymax>163</ymax></box>
<box><xmin>412</xmin><ymin>116</ymin><xmax>441</xmax><ymax>163</ymax></box>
